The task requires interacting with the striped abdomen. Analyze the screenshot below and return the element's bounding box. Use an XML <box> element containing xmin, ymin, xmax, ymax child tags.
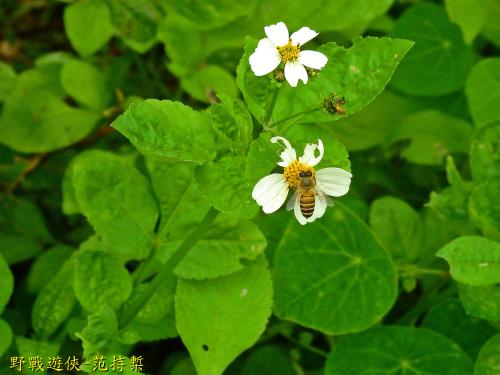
<box><xmin>300</xmin><ymin>191</ymin><xmax>315</xmax><ymax>218</ymax></box>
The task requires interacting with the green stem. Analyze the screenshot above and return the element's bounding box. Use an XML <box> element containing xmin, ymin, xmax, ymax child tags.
<box><xmin>263</xmin><ymin>85</ymin><xmax>281</xmax><ymax>127</ymax></box>
<box><xmin>280</xmin><ymin>333</ymin><xmax>328</xmax><ymax>357</ymax></box>
<box><xmin>270</xmin><ymin>107</ymin><xmax>320</xmax><ymax>129</ymax></box>
<box><xmin>118</xmin><ymin>207</ymin><xmax>219</xmax><ymax>329</ymax></box>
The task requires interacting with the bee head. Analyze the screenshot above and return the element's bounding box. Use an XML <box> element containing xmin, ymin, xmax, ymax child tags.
<box><xmin>299</xmin><ymin>171</ymin><xmax>312</xmax><ymax>177</ymax></box>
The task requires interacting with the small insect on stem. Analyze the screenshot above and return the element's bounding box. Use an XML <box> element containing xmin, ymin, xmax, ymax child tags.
<box><xmin>322</xmin><ymin>95</ymin><xmax>347</xmax><ymax>116</ymax></box>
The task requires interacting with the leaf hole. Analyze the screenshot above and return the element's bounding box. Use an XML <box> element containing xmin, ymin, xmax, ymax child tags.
<box><xmin>202</xmin><ymin>344</ymin><xmax>209</xmax><ymax>352</ymax></box>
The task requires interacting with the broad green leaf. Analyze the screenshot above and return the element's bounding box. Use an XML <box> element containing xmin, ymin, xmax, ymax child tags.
<box><xmin>64</xmin><ymin>0</ymin><xmax>114</xmax><ymax>57</ymax></box>
<box><xmin>445</xmin><ymin>0</ymin><xmax>490</xmax><ymax>43</ymax></box>
<box><xmin>180</xmin><ymin>65</ymin><xmax>238</xmax><ymax>104</ymax></box>
<box><xmin>113</xmin><ymin>99</ymin><xmax>216</xmax><ymax>163</ymax></box>
<box><xmin>273</xmin><ymin>203</ymin><xmax>397</xmax><ymax>334</ymax></box>
<box><xmin>72</xmin><ymin>150</ymin><xmax>158</xmax><ymax>260</ymax></box>
<box><xmin>210</xmin><ymin>95</ymin><xmax>253</xmax><ymax>154</ymax></box>
<box><xmin>76</xmin><ymin>305</ymin><xmax>119</xmax><ymax>358</ymax></box>
<box><xmin>470</xmin><ymin>123</ymin><xmax>500</xmax><ymax>182</ymax></box>
<box><xmin>481</xmin><ymin>0</ymin><xmax>500</xmax><ymax>48</ymax></box>
<box><xmin>176</xmin><ymin>256</ymin><xmax>272</xmax><ymax>375</ymax></box>
<box><xmin>475</xmin><ymin>333</ymin><xmax>500</xmax><ymax>375</ymax></box>
<box><xmin>391</xmin><ymin>3</ymin><xmax>472</xmax><ymax>96</ymax></box>
<box><xmin>469</xmin><ymin>182</ymin><xmax>500</xmax><ymax>240</ymax></box>
<box><xmin>61</xmin><ymin>59</ymin><xmax>112</xmax><ymax>111</ymax></box>
<box><xmin>27</xmin><ymin>246</ymin><xmax>74</xmax><ymax>294</ymax></box>
<box><xmin>0</xmin><ymin>66</ymin><xmax>101</xmax><ymax>153</ymax></box>
<box><xmin>0</xmin><ymin>254</ymin><xmax>13</xmax><ymax>314</ymax></box>
<box><xmin>369</xmin><ymin>196</ymin><xmax>423</xmax><ymax>262</ymax></box>
<box><xmin>105</xmin><ymin>0</ymin><xmax>161</xmax><ymax>53</ymax></box>
<box><xmin>74</xmin><ymin>251</ymin><xmax>133</xmax><ymax>312</ymax></box>
<box><xmin>119</xmin><ymin>314</ymin><xmax>177</xmax><ymax>345</ymax></box>
<box><xmin>459</xmin><ymin>283</ymin><xmax>500</xmax><ymax>321</ymax></box>
<box><xmin>237</xmin><ymin>36</ymin><xmax>413</xmax><ymax>125</ymax></box>
<box><xmin>325</xmin><ymin>326</ymin><xmax>473</xmax><ymax>375</ymax></box>
<box><xmin>386</xmin><ymin>110</ymin><xmax>474</xmax><ymax>165</ymax></box>
<box><xmin>240</xmin><ymin>346</ymin><xmax>295</xmax><ymax>375</ymax></box>
<box><xmin>32</xmin><ymin>259</ymin><xmax>76</xmax><ymax>339</ymax></box>
<box><xmin>170</xmin><ymin>358</ymin><xmax>197</xmax><ymax>375</ymax></box>
<box><xmin>422</xmin><ymin>299</ymin><xmax>496</xmax><ymax>359</ymax></box>
<box><xmin>15</xmin><ymin>337</ymin><xmax>60</xmax><ymax>360</ymax></box>
<box><xmin>0</xmin><ymin>197</ymin><xmax>51</xmax><ymax>265</ymax></box>
<box><xmin>62</xmin><ymin>156</ymin><xmax>81</xmax><ymax>215</ymax></box>
<box><xmin>0</xmin><ymin>61</ymin><xmax>16</xmax><ymax>101</ymax></box>
<box><xmin>466</xmin><ymin>58</ymin><xmax>500</xmax><ymax>129</ymax></box>
<box><xmin>437</xmin><ymin>236</ymin><xmax>500</xmax><ymax>285</ymax></box>
<box><xmin>245</xmin><ymin>132</ymin><xmax>280</xmax><ymax>187</ymax></box>
<box><xmin>0</xmin><ymin>319</ymin><xmax>12</xmax><ymax>357</ymax></box>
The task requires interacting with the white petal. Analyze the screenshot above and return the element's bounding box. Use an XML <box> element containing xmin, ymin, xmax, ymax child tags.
<box><xmin>271</xmin><ymin>136</ymin><xmax>297</xmax><ymax>167</ymax></box>
<box><xmin>256</xmin><ymin>37</ymin><xmax>276</xmax><ymax>49</ymax></box>
<box><xmin>312</xmin><ymin>191</ymin><xmax>328</xmax><ymax>219</ymax></box>
<box><xmin>252</xmin><ymin>173</ymin><xmax>286</xmax><ymax>202</ymax></box>
<box><xmin>284</xmin><ymin>61</ymin><xmax>308</xmax><ymax>87</ymax></box>
<box><xmin>298</xmin><ymin>50</ymin><xmax>328</xmax><ymax>70</ymax></box>
<box><xmin>290</xmin><ymin>27</ymin><xmax>318</xmax><ymax>46</ymax></box>
<box><xmin>293</xmin><ymin>195</ymin><xmax>308</xmax><ymax>225</ymax></box>
<box><xmin>249</xmin><ymin>48</ymin><xmax>281</xmax><ymax>76</ymax></box>
<box><xmin>262</xmin><ymin>185</ymin><xmax>289</xmax><ymax>213</ymax></box>
<box><xmin>315</xmin><ymin>167</ymin><xmax>352</xmax><ymax>197</ymax></box>
<box><xmin>299</xmin><ymin>139</ymin><xmax>324</xmax><ymax>167</ymax></box>
<box><xmin>264</xmin><ymin>22</ymin><xmax>289</xmax><ymax>47</ymax></box>
<box><xmin>286</xmin><ymin>191</ymin><xmax>297</xmax><ymax>211</ymax></box>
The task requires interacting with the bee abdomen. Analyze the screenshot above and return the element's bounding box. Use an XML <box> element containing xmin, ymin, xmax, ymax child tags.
<box><xmin>300</xmin><ymin>191</ymin><xmax>315</xmax><ymax>218</ymax></box>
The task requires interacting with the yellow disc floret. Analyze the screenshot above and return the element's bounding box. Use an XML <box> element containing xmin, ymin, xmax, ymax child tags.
<box><xmin>278</xmin><ymin>40</ymin><xmax>300</xmax><ymax>63</ymax></box>
<box><xmin>283</xmin><ymin>160</ymin><xmax>315</xmax><ymax>188</ymax></box>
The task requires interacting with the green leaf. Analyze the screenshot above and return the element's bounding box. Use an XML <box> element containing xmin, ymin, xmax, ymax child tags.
<box><xmin>273</xmin><ymin>203</ymin><xmax>397</xmax><ymax>334</ymax></box>
<box><xmin>325</xmin><ymin>326</ymin><xmax>473</xmax><ymax>375</ymax></box>
<box><xmin>0</xmin><ymin>319</ymin><xmax>13</xmax><ymax>357</ymax></box>
<box><xmin>369</xmin><ymin>196</ymin><xmax>423</xmax><ymax>262</ymax></box>
<box><xmin>422</xmin><ymin>299</ymin><xmax>496</xmax><ymax>358</ymax></box>
<box><xmin>466</xmin><ymin>58</ymin><xmax>500</xmax><ymax>129</ymax></box>
<box><xmin>0</xmin><ymin>61</ymin><xmax>16</xmax><ymax>102</ymax></box>
<box><xmin>61</xmin><ymin>59</ymin><xmax>112</xmax><ymax>111</ymax></box>
<box><xmin>237</xmin><ymin>36</ymin><xmax>413</xmax><ymax>125</ymax></box>
<box><xmin>445</xmin><ymin>0</ymin><xmax>490</xmax><ymax>43</ymax></box>
<box><xmin>74</xmin><ymin>251</ymin><xmax>133</xmax><ymax>312</ymax></box>
<box><xmin>475</xmin><ymin>333</ymin><xmax>500</xmax><ymax>375</ymax></box>
<box><xmin>240</xmin><ymin>346</ymin><xmax>295</xmax><ymax>375</ymax></box>
<box><xmin>113</xmin><ymin>99</ymin><xmax>216</xmax><ymax>163</ymax></box>
<box><xmin>469</xmin><ymin>182</ymin><xmax>500</xmax><ymax>240</ymax></box>
<box><xmin>481</xmin><ymin>0</ymin><xmax>500</xmax><ymax>48</ymax></box>
<box><xmin>459</xmin><ymin>283</ymin><xmax>500</xmax><ymax>321</ymax></box>
<box><xmin>76</xmin><ymin>305</ymin><xmax>119</xmax><ymax>358</ymax></box>
<box><xmin>470</xmin><ymin>122</ymin><xmax>500</xmax><ymax>182</ymax></box>
<box><xmin>71</xmin><ymin>150</ymin><xmax>158</xmax><ymax>260</ymax></box>
<box><xmin>176</xmin><ymin>256</ymin><xmax>272</xmax><ymax>375</ymax></box>
<box><xmin>15</xmin><ymin>337</ymin><xmax>60</xmax><ymax>360</ymax></box>
<box><xmin>210</xmin><ymin>95</ymin><xmax>253</xmax><ymax>154</ymax></box>
<box><xmin>180</xmin><ymin>65</ymin><xmax>238</xmax><ymax>104</ymax></box>
<box><xmin>387</xmin><ymin>110</ymin><xmax>474</xmax><ymax>165</ymax></box>
<box><xmin>105</xmin><ymin>0</ymin><xmax>161</xmax><ymax>53</ymax></box>
<box><xmin>119</xmin><ymin>314</ymin><xmax>177</xmax><ymax>345</ymax></box>
<box><xmin>0</xmin><ymin>254</ymin><xmax>13</xmax><ymax>314</ymax></box>
<box><xmin>32</xmin><ymin>259</ymin><xmax>76</xmax><ymax>338</ymax></box>
<box><xmin>0</xmin><ymin>197</ymin><xmax>51</xmax><ymax>265</ymax></box>
<box><xmin>64</xmin><ymin>0</ymin><xmax>115</xmax><ymax>57</ymax></box>
<box><xmin>27</xmin><ymin>246</ymin><xmax>74</xmax><ymax>294</ymax></box>
<box><xmin>437</xmin><ymin>236</ymin><xmax>500</xmax><ymax>285</ymax></box>
<box><xmin>0</xmin><ymin>66</ymin><xmax>101</xmax><ymax>153</ymax></box>
<box><xmin>391</xmin><ymin>3</ymin><xmax>472</xmax><ymax>96</ymax></box>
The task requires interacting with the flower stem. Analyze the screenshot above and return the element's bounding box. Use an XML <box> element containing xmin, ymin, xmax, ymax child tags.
<box><xmin>118</xmin><ymin>206</ymin><xmax>219</xmax><ymax>329</ymax></box>
<box><xmin>270</xmin><ymin>107</ymin><xmax>320</xmax><ymax>129</ymax></box>
<box><xmin>263</xmin><ymin>85</ymin><xmax>281</xmax><ymax>127</ymax></box>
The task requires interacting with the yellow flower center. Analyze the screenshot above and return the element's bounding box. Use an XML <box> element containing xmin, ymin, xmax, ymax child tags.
<box><xmin>283</xmin><ymin>160</ymin><xmax>315</xmax><ymax>188</ymax></box>
<box><xmin>278</xmin><ymin>40</ymin><xmax>300</xmax><ymax>63</ymax></box>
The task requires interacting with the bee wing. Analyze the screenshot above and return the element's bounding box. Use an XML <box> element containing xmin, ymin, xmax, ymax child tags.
<box><xmin>316</xmin><ymin>188</ymin><xmax>334</xmax><ymax>207</ymax></box>
<box><xmin>286</xmin><ymin>191</ymin><xmax>298</xmax><ymax>211</ymax></box>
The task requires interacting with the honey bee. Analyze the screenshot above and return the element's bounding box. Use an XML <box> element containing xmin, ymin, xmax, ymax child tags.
<box><xmin>297</xmin><ymin>171</ymin><xmax>316</xmax><ymax>218</ymax></box>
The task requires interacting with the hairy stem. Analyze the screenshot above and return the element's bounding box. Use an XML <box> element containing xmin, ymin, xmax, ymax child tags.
<box><xmin>263</xmin><ymin>85</ymin><xmax>281</xmax><ymax>127</ymax></box>
<box><xmin>118</xmin><ymin>206</ymin><xmax>219</xmax><ymax>329</ymax></box>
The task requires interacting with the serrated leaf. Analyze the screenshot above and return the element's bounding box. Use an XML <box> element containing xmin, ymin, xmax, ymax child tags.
<box><xmin>391</xmin><ymin>3</ymin><xmax>472</xmax><ymax>96</ymax></box>
<box><xmin>0</xmin><ymin>319</ymin><xmax>13</xmax><ymax>357</ymax></box>
<box><xmin>113</xmin><ymin>99</ymin><xmax>216</xmax><ymax>163</ymax></box>
<box><xmin>27</xmin><ymin>246</ymin><xmax>74</xmax><ymax>294</ymax></box>
<box><xmin>273</xmin><ymin>203</ymin><xmax>397</xmax><ymax>334</ymax></box>
<box><xmin>459</xmin><ymin>283</ymin><xmax>500</xmax><ymax>321</ymax></box>
<box><xmin>465</xmin><ymin>58</ymin><xmax>500</xmax><ymax>129</ymax></box>
<box><xmin>325</xmin><ymin>326</ymin><xmax>473</xmax><ymax>375</ymax></box>
<box><xmin>469</xmin><ymin>182</ymin><xmax>500</xmax><ymax>240</ymax></box>
<box><xmin>32</xmin><ymin>259</ymin><xmax>76</xmax><ymax>338</ymax></box>
<box><xmin>237</xmin><ymin>36</ymin><xmax>413</xmax><ymax>126</ymax></box>
<box><xmin>0</xmin><ymin>254</ymin><xmax>13</xmax><ymax>314</ymax></box>
<box><xmin>369</xmin><ymin>196</ymin><xmax>423</xmax><ymax>262</ymax></box>
<box><xmin>176</xmin><ymin>256</ymin><xmax>272</xmax><ymax>375</ymax></box>
<box><xmin>437</xmin><ymin>236</ymin><xmax>500</xmax><ymax>285</ymax></box>
<box><xmin>475</xmin><ymin>333</ymin><xmax>500</xmax><ymax>375</ymax></box>
<box><xmin>64</xmin><ymin>0</ymin><xmax>114</xmax><ymax>57</ymax></box>
<box><xmin>72</xmin><ymin>150</ymin><xmax>158</xmax><ymax>260</ymax></box>
<box><xmin>74</xmin><ymin>251</ymin><xmax>132</xmax><ymax>312</ymax></box>
<box><xmin>61</xmin><ymin>59</ymin><xmax>112</xmax><ymax>111</ymax></box>
<box><xmin>76</xmin><ymin>305</ymin><xmax>119</xmax><ymax>358</ymax></box>
<box><xmin>470</xmin><ymin>122</ymin><xmax>500</xmax><ymax>182</ymax></box>
<box><xmin>15</xmin><ymin>337</ymin><xmax>60</xmax><ymax>360</ymax></box>
<box><xmin>445</xmin><ymin>0</ymin><xmax>490</xmax><ymax>43</ymax></box>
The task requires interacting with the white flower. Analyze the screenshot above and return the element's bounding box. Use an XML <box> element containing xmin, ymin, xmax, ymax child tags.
<box><xmin>249</xmin><ymin>22</ymin><xmax>328</xmax><ymax>87</ymax></box>
<box><xmin>252</xmin><ymin>136</ymin><xmax>352</xmax><ymax>225</ymax></box>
